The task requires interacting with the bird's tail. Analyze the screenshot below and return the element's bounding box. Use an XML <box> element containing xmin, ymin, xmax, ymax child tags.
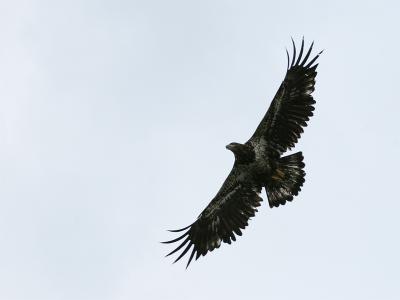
<box><xmin>266</xmin><ymin>151</ymin><xmax>305</xmax><ymax>208</ymax></box>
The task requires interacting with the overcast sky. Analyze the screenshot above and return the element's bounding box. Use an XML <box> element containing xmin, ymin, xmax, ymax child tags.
<box><xmin>1</xmin><ymin>1</ymin><xmax>400</xmax><ymax>299</ymax></box>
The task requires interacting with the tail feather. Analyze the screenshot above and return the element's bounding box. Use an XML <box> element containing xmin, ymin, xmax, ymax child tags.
<box><xmin>266</xmin><ymin>152</ymin><xmax>305</xmax><ymax>208</ymax></box>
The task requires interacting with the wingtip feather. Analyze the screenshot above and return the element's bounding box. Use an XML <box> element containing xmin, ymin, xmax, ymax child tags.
<box><xmin>295</xmin><ymin>37</ymin><xmax>305</xmax><ymax>66</ymax></box>
<box><xmin>173</xmin><ymin>243</ymin><xmax>193</xmax><ymax>264</ymax></box>
<box><xmin>291</xmin><ymin>37</ymin><xmax>296</xmax><ymax>67</ymax></box>
<box><xmin>167</xmin><ymin>224</ymin><xmax>191</xmax><ymax>232</ymax></box>
<box><xmin>286</xmin><ymin>48</ymin><xmax>289</xmax><ymax>70</ymax></box>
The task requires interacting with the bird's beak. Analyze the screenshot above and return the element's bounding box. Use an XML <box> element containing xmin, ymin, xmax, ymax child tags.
<box><xmin>226</xmin><ymin>144</ymin><xmax>233</xmax><ymax>151</ymax></box>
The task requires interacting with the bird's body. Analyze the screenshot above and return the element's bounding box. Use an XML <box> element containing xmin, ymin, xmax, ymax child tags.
<box><xmin>220</xmin><ymin>144</ymin><xmax>270</xmax><ymax>194</ymax></box>
<box><xmin>164</xmin><ymin>38</ymin><xmax>322</xmax><ymax>267</ymax></box>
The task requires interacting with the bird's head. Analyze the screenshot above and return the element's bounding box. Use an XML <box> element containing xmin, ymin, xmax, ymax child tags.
<box><xmin>226</xmin><ymin>142</ymin><xmax>255</xmax><ymax>163</ymax></box>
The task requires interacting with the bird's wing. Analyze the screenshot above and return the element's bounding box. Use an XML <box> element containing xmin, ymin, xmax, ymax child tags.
<box><xmin>247</xmin><ymin>38</ymin><xmax>322</xmax><ymax>156</ymax></box>
<box><xmin>163</xmin><ymin>171</ymin><xmax>262</xmax><ymax>268</ymax></box>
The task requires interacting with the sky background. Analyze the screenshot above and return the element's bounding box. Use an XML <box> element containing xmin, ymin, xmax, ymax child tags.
<box><xmin>1</xmin><ymin>1</ymin><xmax>400</xmax><ymax>299</ymax></box>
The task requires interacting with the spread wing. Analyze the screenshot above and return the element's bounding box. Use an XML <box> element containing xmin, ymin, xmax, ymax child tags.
<box><xmin>163</xmin><ymin>171</ymin><xmax>262</xmax><ymax>268</ymax></box>
<box><xmin>248</xmin><ymin>38</ymin><xmax>322</xmax><ymax>156</ymax></box>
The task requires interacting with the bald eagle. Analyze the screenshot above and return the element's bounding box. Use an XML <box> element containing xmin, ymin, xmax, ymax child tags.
<box><xmin>163</xmin><ymin>38</ymin><xmax>322</xmax><ymax>268</ymax></box>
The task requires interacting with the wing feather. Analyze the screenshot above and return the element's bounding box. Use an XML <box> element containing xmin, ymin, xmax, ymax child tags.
<box><xmin>163</xmin><ymin>180</ymin><xmax>262</xmax><ymax>268</ymax></box>
<box><xmin>248</xmin><ymin>38</ymin><xmax>322</xmax><ymax>156</ymax></box>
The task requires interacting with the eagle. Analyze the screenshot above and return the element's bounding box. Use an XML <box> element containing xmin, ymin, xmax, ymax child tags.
<box><xmin>163</xmin><ymin>38</ymin><xmax>322</xmax><ymax>268</ymax></box>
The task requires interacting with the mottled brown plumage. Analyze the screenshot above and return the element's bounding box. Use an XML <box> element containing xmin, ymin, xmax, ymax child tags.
<box><xmin>163</xmin><ymin>38</ymin><xmax>322</xmax><ymax>268</ymax></box>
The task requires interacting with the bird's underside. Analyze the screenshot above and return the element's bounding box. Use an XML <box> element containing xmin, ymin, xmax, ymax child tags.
<box><xmin>163</xmin><ymin>38</ymin><xmax>322</xmax><ymax>268</ymax></box>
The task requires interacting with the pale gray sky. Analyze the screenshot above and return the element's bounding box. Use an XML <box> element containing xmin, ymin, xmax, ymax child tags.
<box><xmin>1</xmin><ymin>1</ymin><xmax>399</xmax><ymax>299</ymax></box>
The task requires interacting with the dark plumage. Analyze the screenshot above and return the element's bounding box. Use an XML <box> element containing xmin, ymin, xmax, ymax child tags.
<box><xmin>163</xmin><ymin>38</ymin><xmax>322</xmax><ymax>268</ymax></box>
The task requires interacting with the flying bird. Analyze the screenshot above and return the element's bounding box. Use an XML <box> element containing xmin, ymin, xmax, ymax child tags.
<box><xmin>163</xmin><ymin>38</ymin><xmax>322</xmax><ymax>268</ymax></box>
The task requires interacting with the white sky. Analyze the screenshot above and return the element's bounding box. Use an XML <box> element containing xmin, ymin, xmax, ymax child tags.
<box><xmin>1</xmin><ymin>1</ymin><xmax>399</xmax><ymax>299</ymax></box>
